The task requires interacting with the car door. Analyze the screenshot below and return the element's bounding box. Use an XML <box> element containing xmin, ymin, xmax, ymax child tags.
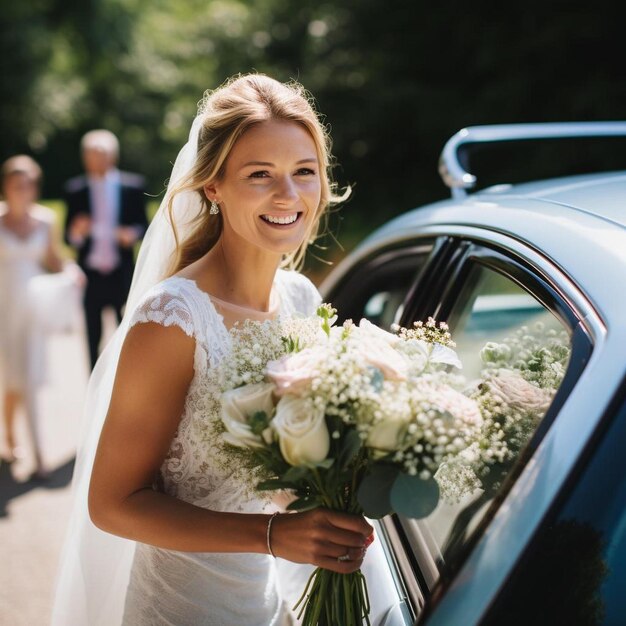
<box><xmin>481</xmin><ymin>383</ymin><xmax>626</xmax><ymax>625</ymax></box>
<box><xmin>322</xmin><ymin>231</ymin><xmax>596</xmax><ymax>625</ymax></box>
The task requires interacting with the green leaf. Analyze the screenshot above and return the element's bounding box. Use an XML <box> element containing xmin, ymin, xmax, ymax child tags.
<box><xmin>339</xmin><ymin>429</ymin><xmax>362</xmax><ymax>469</ymax></box>
<box><xmin>257</xmin><ymin>479</ymin><xmax>296</xmax><ymax>491</ymax></box>
<box><xmin>287</xmin><ymin>496</ymin><xmax>322</xmax><ymax>511</ymax></box>
<box><xmin>356</xmin><ymin>463</ymin><xmax>399</xmax><ymax>518</ymax></box>
<box><xmin>327</xmin><ymin>414</ymin><xmax>344</xmax><ymax>431</ymax></box>
<box><xmin>249</xmin><ymin>411</ymin><xmax>269</xmax><ymax>436</ymax></box>
<box><xmin>282</xmin><ymin>465</ymin><xmax>311</xmax><ymax>483</ymax></box>
<box><xmin>316</xmin><ymin>458</ymin><xmax>335</xmax><ymax>470</ymax></box>
<box><xmin>281</xmin><ymin>334</ymin><xmax>302</xmax><ymax>353</ymax></box>
<box><xmin>390</xmin><ymin>473</ymin><xmax>440</xmax><ymax>518</ymax></box>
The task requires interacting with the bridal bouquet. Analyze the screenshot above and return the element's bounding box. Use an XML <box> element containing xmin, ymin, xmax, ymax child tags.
<box><xmin>432</xmin><ymin>322</ymin><xmax>572</xmax><ymax>560</ymax></box>
<box><xmin>437</xmin><ymin>322</ymin><xmax>571</xmax><ymax>499</ymax></box>
<box><xmin>218</xmin><ymin>306</ymin><xmax>484</xmax><ymax>626</ymax></box>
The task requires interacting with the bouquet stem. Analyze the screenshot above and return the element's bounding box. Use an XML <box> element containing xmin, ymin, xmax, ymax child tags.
<box><xmin>294</xmin><ymin>567</ymin><xmax>371</xmax><ymax>626</ymax></box>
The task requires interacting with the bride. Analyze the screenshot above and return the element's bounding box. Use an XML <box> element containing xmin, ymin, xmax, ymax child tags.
<box><xmin>52</xmin><ymin>74</ymin><xmax>372</xmax><ymax>625</ymax></box>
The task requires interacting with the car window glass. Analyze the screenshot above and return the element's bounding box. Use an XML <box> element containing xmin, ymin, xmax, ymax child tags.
<box><xmin>362</xmin><ymin>286</ymin><xmax>407</xmax><ymax>330</ymax></box>
<box><xmin>397</xmin><ymin>262</ymin><xmax>573</xmax><ymax>591</ymax></box>
<box><xmin>331</xmin><ymin>244</ymin><xmax>433</xmax><ymax>331</ymax></box>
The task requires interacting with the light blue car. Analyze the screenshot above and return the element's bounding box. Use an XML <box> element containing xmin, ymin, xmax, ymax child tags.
<box><xmin>320</xmin><ymin>123</ymin><xmax>626</xmax><ymax>625</ymax></box>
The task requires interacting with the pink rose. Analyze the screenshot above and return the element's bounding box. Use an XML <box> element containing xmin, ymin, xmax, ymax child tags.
<box><xmin>266</xmin><ymin>347</ymin><xmax>326</xmax><ymax>397</ymax></box>
<box><xmin>354</xmin><ymin>322</ymin><xmax>408</xmax><ymax>380</ymax></box>
<box><xmin>487</xmin><ymin>369</ymin><xmax>553</xmax><ymax>413</ymax></box>
<box><xmin>416</xmin><ymin>379</ymin><xmax>483</xmax><ymax>427</ymax></box>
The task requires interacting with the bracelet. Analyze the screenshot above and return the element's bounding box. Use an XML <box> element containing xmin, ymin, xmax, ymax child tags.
<box><xmin>266</xmin><ymin>512</ymin><xmax>280</xmax><ymax>558</ymax></box>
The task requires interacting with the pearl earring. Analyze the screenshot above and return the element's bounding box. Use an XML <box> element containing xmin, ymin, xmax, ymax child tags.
<box><xmin>210</xmin><ymin>200</ymin><xmax>220</xmax><ymax>215</ymax></box>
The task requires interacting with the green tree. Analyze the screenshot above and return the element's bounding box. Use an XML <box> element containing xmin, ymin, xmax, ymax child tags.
<box><xmin>2</xmin><ymin>0</ymin><xmax>624</xmax><ymax>261</ymax></box>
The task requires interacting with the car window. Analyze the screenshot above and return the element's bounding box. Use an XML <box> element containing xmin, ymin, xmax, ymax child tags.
<box><xmin>483</xmin><ymin>392</ymin><xmax>626</xmax><ymax>626</ymax></box>
<box><xmin>450</xmin><ymin>267</ymin><xmax>560</xmax><ymax>380</ymax></box>
<box><xmin>397</xmin><ymin>261</ymin><xmax>573</xmax><ymax>592</ymax></box>
<box><xmin>329</xmin><ymin>243</ymin><xmax>434</xmax><ymax>331</ymax></box>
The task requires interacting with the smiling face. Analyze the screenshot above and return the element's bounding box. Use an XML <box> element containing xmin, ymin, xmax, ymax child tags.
<box><xmin>205</xmin><ymin>119</ymin><xmax>322</xmax><ymax>258</ymax></box>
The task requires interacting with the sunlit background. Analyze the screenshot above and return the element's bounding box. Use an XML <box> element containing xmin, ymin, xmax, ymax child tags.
<box><xmin>1</xmin><ymin>1</ymin><xmax>624</xmax><ymax>623</ymax></box>
<box><xmin>2</xmin><ymin>0</ymin><xmax>625</xmax><ymax>277</ymax></box>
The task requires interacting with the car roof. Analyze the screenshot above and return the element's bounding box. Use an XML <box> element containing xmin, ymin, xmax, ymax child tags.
<box><xmin>357</xmin><ymin>168</ymin><xmax>626</xmax><ymax>246</ymax></box>
<box><xmin>324</xmin><ymin>170</ymin><xmax>626</xmax><ymax>329</ymax></box>
<box><xmin>371</xmin><ymin>170</ymin><xmax>626</xmax><ymax>238</ymax></box>
<box><xmin>476</xmin><ymin>170</ymin><xmax>626</xmax><ymax>229</ymax></box>
<box><xmin>358</xmin><ymin>169</ymin><xmax>626</xmax><ymax>255</ymax></box>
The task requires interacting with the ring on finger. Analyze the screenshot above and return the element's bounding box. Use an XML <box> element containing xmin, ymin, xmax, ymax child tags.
<box><xmin>337</xmin><ymin>553</ymin><xmax>352</xmax><ymax>562</ymax></box>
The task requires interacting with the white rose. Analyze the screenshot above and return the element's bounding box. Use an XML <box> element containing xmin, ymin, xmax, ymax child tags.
<box><xmin>398</xmin><ymin>339</ymin><xmax>429</xmax><ymax>373</ymax></box>
<box><xmin>400</xmin><ymin>339</ymin><xmax>462</xmax><ymax>375</ymax></box>
<box><xmin>365</xmin><ymin>404</ymin><xmax>412</xmax><ymax>454</ymax></box>
<box><xmin>221</xmin><ymin>382</ymin><xmax>276</xmax><ymax>449</ymax></box>
<box><xmin>358</xmin><ymin>319</ymin><xmax>400</xmax><ymax>346</ymax></box>
<box><xmin>366</xmin><ymin>418</ymin><xmax>407</xmax><ymax>454</ymax></box>
<box><xmin>272</xmin><ymin>395</ymin><xmax>330</xmax><ymax>466</ymax></box>
<box><xmin>355</xmin><ymin>321</ymin><xmax>408</xmax><ymax>381</ymax></box>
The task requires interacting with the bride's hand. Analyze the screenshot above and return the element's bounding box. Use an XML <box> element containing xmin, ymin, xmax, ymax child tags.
<box><xmin>270</xmin><ymin>509</ymin><xmax>373</xmax><ymax>574</ymax></box>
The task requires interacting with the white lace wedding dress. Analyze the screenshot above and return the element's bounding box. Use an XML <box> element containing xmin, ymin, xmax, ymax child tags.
<box><xmin>120</xmin><ymin>269</ymin><xmax>321</xmax><ymax>626</ymax></box>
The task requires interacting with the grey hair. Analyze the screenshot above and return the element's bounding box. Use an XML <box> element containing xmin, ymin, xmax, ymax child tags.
<box><xmin>81</xmin><ymin>129</ymin><xmax>120</xmax><ymax>160</ymax></box>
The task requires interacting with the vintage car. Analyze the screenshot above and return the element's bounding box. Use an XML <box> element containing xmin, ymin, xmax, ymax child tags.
<box><xmin>320</xmin><ymin>123</ymin><xmax>626</xmax><ymax>625</ymax></box>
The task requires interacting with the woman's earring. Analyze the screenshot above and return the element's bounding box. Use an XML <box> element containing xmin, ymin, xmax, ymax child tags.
<box><xmin>210</xmin><ymin>200</ymin><xmax>220</xmax><ymax>215</ymax></box>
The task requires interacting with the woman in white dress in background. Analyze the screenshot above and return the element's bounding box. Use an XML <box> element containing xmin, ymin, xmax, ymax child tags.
<box><xmin>0</xmin><ymin>155</ymin><xmax>66</xmax><ymax>478</ymax></box>
<box><xmin>53</xmin><ymin>74</ymin><xmax>372</xmax><ymax>625</ymax></box>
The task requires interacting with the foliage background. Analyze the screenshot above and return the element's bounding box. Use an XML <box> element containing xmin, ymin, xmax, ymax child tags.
<box><xmin>2</xmin><ymin>0</ymin><xmax>625</xmax><ymax>271</ymax></box>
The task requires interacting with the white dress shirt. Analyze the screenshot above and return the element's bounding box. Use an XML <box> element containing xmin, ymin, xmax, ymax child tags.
<box><xmin>86</xmin><ymin>169</ymin><xmax>120</xmax><ymax>273</ymax></box>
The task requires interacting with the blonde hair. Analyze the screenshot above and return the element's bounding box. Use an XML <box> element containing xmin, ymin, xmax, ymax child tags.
<box><xmin>1</xmin><ymin>154</ymin><xmax>43</xmax><ymax>195</ymax></box>
<box><xmin>167</xmin><ymin>73</ymin><xmax>348</xmax><ymax>274</ymax></box>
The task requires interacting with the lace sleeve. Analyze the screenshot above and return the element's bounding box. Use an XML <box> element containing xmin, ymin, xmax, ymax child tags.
<box><xmin>128</xmin><ymin>284</ymin><xmax>195</xmax><ymax>337</ymax></box>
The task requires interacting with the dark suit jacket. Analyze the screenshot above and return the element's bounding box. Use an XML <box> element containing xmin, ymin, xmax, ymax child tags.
<box><xmin>64</xmin><ymin>170</ymin><xmax>148</xmax><ymax>294</ymax></box>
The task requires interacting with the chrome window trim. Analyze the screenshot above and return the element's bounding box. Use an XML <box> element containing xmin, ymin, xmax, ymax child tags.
<box><xmin>396</xmin><ymin>518</ymin><xmax>442</xmax><ymax>590</ymax></box>
<box><xmin>325</xmin><ymin>224</ymin><xmax>604</xmax><ymax>343</ymax></box>
<box><xmin>404</xmin><ymin>230</ymin><xmax>616</xmax><ymax>625</ymax></box>
<box><xmin>378</xmin><ymin>517</ymin><xmax>424</xmax><ymax>621</ymax></box>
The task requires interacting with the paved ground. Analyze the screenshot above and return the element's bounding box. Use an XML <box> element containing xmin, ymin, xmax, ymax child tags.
<box><xmin>0</xmin><ymin>314</ymin><xmax>116</xmax><ymax>626</ymax></box>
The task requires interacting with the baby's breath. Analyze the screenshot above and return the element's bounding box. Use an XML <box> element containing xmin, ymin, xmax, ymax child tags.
<box><xmin>396</xmin><ymin>317</ymin><xmax>456</xmax><ymax>348</ymax></box>
<box><xmin>467</xmin><ymin>322</ymin><xmax>571</xmax><ymax>492</ymax></box>
<box><xmin>219</xmin><ymin>319</ymin><xmax>285</xmax><ymax>390</ymax></box>
<box><xmin>215</xmin><ymin>309</ymin><xmax>571</xmax><ymax>512</ymax></box>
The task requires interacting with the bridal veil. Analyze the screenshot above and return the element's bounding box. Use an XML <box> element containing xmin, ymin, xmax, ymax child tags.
<box><xmin>51</xmin><ymin>115</ymin><xmax>204</xmax><ymax>626</ymax></box>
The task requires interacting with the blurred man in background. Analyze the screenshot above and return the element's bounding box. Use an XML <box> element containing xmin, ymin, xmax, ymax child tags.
<box><xmin>64</xmin><ymin>130</ymin><xmax>148</xmax><ymax>369</ymax></box>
